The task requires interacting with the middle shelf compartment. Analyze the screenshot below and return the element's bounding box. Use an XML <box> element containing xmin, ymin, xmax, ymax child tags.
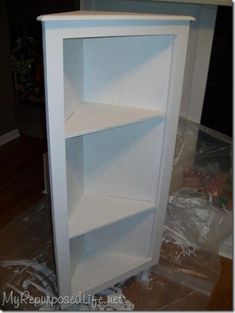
<box><xmin>69</xmin><ymin>194</ymin><xmax>155</xmax><ymax>238</ymax></box>
<box><xmin>66</xmin><ymin>118</ymin><xmax>164</xmax><ymax>238</ymax></box>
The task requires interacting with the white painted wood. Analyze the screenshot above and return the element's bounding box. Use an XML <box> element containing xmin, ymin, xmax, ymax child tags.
<box><xmin>63</xmin><ymin>32</ymin><xmax>178</xmax><ymax>138</ymax></box>
<box><xmin>48</xmin><ymin>22</ymin><xmax>192</xmax><ymax>42</ymax></box>
<box><xmin>66</xmin><ymin>119</ymin><xmax>163</xmax><ymax>237</ymax></box>
<box><xmin>150</xmin><ymin>24</ymin><xmax>190</xmax><ymax>262</ymax></box>
<box><xmin>71</xmin><ymin>210</ymin><xmax>154</xmax><ymax>294</ymax></box>
<box><xmin>64</xmin><ymin>39</ymin><xmax>83</xmax><ymax>121</ymax></box>
<box><xmin>0</xmin><ymin>129</ymin><xmax>20</xmax><ymax>146</ymax></box>
<box><xmin>66</xmin><ymin>136</ymin><xmax>84</xmax><ymax>216</ymax></box>
<box><xmin>69</xmin><ymin>194</ymin><xmax>155</xmax><ymax>238</ymax></box>
<box><xmin>39</xmin><ymin>11</ymin><xmax>191</xmax><ymax>297</ymax></box>
<box><xmin>185</xmin><ymin>5</ymin><xmax>217</xmax><ymax>122</ymax></box>
<box><xmin>84</xmin><ymin>210</ymin><xmax>154</xmax><ymax>257</ymax></box>
<box><xmin>38</xmin><ymin>10</ymin><xmax>193</xmax><ymax>22</ymax></box>
<box><xmin>70</xmin><ymin>236</ymin><xmax>85</xmax><ymax>277</ymax></box>
<box><xmin>65</xmin><ymin>102</ymin><xmax>164</xmax><ymax>138</ymax></box>
<box><xmin>83</xmin><ymin>35</ymin><xmax>173</xmax><ymax>111</ymax></box>
<box><xmin>72</xmin><ymin>252</ymin><xmax>151</xmax><ymax>294</ymax></box>
<box><xmin>41</xmin><ymin>25</ymin><xmax>71</xmax><ymax>297</ymax></box>
<box><xmin>84</xmin><ymin>119</ymin><xmax>164</xmax><ymax>201</ymax></box>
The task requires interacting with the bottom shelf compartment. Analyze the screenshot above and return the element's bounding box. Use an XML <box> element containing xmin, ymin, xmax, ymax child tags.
<box><xmin>70</xmin><ymin>210</ymin><xmax>154</xmax><ymax>295</ymax></box>
<box><xmin>72</xmin><ymin>251</ymin><xmax>151</xmax><ymax>295</ymax></box>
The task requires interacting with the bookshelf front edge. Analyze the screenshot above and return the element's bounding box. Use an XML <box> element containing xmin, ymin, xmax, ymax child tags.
<box><xmin>42</xmin><ymin>23</ymin><xmax>71</xmax><ymax>297</ymax></box>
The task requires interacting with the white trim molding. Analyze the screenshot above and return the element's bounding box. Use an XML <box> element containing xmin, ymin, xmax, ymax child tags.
<box><xmin>0</xmin><ymin>129</ymin><xmax>20</xmax><ymax>146</ymax></box>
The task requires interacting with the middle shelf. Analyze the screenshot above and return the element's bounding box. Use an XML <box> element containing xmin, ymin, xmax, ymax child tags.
<box><xmin>65</xmin><ymin>102</ymin><xmax>165</xmax><ymax>138</ymax></box>
<box><xmin>69</xmin><ymin>194</ymin><xmax>155</xmax><ymax>239</ymax></box>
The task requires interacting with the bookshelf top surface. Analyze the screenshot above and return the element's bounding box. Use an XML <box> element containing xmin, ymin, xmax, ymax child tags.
<box><xmin>37</xmin><ymin>10</ymin><xmax>194</xmax><ymax>22</ymax></box>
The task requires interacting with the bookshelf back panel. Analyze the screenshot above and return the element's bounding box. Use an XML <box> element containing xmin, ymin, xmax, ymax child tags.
<box><xmin>84</xmin><ymin>118</ymin><xmax>164</xmax><ymax>201</ymax></box>
<box><xmin>70</xmin><ymin>235</ymin><xmax>84</xmax><ymax>277</ymax></box>
<box><xmin>63</xmin><ymin>35</ymin><xmax>174</xmax><ymax>122</ymax></box>
<box><xmin>83</xmin><ymin>210</ymin><xmax>154</xmax><ymax>258</ymax></box>
<box><xmin>66</xmin><ymin>118</ymin><xmax>164</xmax><ymax>212</ymax></box>
<box><xmin>69</xmin><ymin>210</ymin><xmax>154</xmax><ymax>275</ymax></box>
<box><xmin>66</xmin><ymin>136</ymin><xmax>84</xmax><ymax>216</ymax></box>
<box><xmin>64</xmin><ymin>38</ymin><xmax>83</xmax><ymax>121</ymax></box>
<box><xmin>70</xmin><ymin>210</ymin><xmax>154</xmax><ymax>294</ymax></box>
<box><xmin>83</xmin><ymin>35</ymin><xmax>173</xmax><ymax>111</ymax></box>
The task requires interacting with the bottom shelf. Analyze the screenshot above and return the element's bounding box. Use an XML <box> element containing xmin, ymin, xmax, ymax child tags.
<box><xmin>71</xmin><ymin>251</ymin><xmax>151</xmax><ymax>295</ymax></box>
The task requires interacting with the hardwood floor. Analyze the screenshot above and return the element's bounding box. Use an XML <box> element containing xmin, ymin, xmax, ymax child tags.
<box><xmin>0</xmin><ymin>135</ymin><xmax>232</xmax><ymax>310</ymax></box>
<box><xmin>208</xmin><ymin>256</ymin><xmax>233</xmax><ymax>310</ymax></box>
<box><xmin>122</xmin><ymin>256</ymin><xmax>233</xmax><ymax>310</ymax></box>
<box><xmin>0</xmin><ymin>135</ymin><xmax>46</xmax><ymax>229</ymax></box>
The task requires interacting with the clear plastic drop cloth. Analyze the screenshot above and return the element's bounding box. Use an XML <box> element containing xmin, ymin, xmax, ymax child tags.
<box><xmin>0</xmin><ymin>117</ymin><xmax>232</xmax><ymax>310</ymax></box>
<box><xmin>152</xmin><ymin>117</ymin><xmax>232</xmax><ymax>298</ymax></box>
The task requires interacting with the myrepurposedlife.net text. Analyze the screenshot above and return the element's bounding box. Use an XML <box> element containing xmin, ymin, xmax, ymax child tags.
<box><xmin>1</xmin><ymin>290</ymin><xmax>125</xmax><ymax>309</ymax></box>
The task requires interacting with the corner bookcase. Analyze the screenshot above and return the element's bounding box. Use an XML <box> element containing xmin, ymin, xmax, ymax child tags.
<box><xmin>38</xmin><ymin>11</ymin><xmax>193</xmax><ymax>297</ymax></box>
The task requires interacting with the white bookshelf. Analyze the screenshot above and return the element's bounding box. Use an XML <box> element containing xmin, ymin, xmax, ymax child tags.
<box><xmin>38</xmin><ymin>11</ymin><xmax>193</xmax><ymax>298</ymax></box>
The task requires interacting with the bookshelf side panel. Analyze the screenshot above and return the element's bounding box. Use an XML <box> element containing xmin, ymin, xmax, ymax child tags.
<box><xmin>64</xmin><ymin>38</ymin><xmax>83</xmax><ymax>121</ymax></box>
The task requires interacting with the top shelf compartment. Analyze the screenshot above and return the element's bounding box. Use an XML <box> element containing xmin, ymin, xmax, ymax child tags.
<box><xmin>63</xmin><ymin>35</ymin><xmax>174</xmax><ymax>138</ymax></box>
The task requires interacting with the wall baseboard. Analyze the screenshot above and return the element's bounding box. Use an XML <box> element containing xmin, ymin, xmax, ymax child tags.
<box><xmin>0</xmin><ymin>129</ymin><xmax>20</xmax><ymax>146</ymax></box>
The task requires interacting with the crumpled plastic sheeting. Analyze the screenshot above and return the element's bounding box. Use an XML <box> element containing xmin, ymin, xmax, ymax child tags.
<box><xmin>152</xmin><ymin>117</ymin><xmax>232</xmax><ymax>296</ymax></box>
<box><xmin>166</xmin><ymin>188</ymin><xmax>232</xmax><ymax>253</ymax></box>
<box><xmin>170</xmin><ymin>118</ymin><xmax>233</xmax><ymax>255</ymax></box>
<box><xmin>171</xmin><ymin>117</ymin><xmax>232</xmax><ymax>202</ymax></box>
